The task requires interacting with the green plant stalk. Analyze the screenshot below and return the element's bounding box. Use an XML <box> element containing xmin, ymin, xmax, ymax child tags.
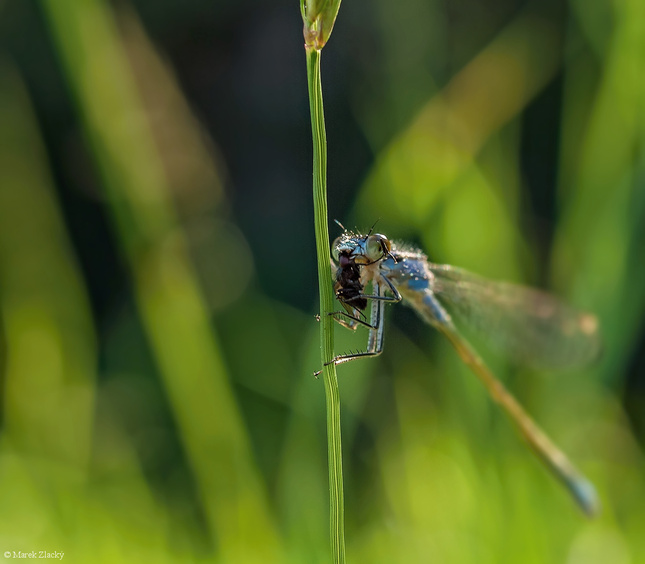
<box><xmin>306</xmin><ymin>46</ymin><xmax>346</xmax><ymax>564</ymax></box>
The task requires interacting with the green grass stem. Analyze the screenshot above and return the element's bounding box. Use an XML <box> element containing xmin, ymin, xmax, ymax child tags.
<box><xmin>306</xmin><ymin>46</ymin><xmax>346</xmax><ymax>564</ymax></box>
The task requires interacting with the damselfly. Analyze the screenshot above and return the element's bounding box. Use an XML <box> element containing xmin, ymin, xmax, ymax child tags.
<box><xmin>318</xmin><ymin>228</ymin><xmax>601</xmax><ymax>516</ymax></box>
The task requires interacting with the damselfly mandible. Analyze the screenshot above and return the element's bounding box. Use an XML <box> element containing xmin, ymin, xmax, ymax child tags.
<box><xmin>317</xmin><ymin>228</ymin><xmax>601</xmax><ymax>516</ymax></box>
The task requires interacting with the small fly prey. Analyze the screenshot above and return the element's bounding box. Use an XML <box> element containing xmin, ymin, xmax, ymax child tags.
<box><xmin>320</xmin><ymin>229</ymin><xmax>600</xmax><ymax>516</ymax></box>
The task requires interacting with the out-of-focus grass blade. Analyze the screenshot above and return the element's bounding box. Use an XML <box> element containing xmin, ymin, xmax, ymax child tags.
<box><xmin>554</xmin><ymin>0</ymin><xmax>645</xmax><ymax>383</ymax></box>
<box><xmin>41</xmin><ymin>0</ymin><xmax>281</xmax><ymax>560</ymax></box>
<box><xmin>358</xmin><ymin>4</ymin><xmax>563</xmax><ymax>229</ymax></box>
<box><xmin>0</xmin><ymin>62</ymin><xmax>96</xmax><ymax>468</ymax></box>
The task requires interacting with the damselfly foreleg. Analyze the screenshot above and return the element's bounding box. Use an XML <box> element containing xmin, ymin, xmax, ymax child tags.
<box><xmin>314</xmin><ymin>281</ymin><xmax>394</xmax><ymax>376</ymax></box>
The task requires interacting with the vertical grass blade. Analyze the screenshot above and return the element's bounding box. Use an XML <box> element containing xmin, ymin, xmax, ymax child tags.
<box><xmin>0</xmin><ymin>63</ymin><xmax>96</xmax><ymax>469</ymax></box>
<box><xmin>306</xmin><ymin>46</ymin><xmax>346</xmax><ymax>564</ymax></box>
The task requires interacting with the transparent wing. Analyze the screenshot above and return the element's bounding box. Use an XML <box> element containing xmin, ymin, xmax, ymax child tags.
<box><xmin>427</xmin><ymin>263</ymin><xmax>601</xmax><ymax>370</ymax></box>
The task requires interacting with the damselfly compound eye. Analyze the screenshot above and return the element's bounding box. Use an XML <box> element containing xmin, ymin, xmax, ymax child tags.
<box><xmin>365</xmin><ymin>234</ymin><xmax>391</xmax><ymax>261</ymax></box>
<box><xmin>331</xmin><ymin>237</ymin><xmax>343</xmax><ymax>262</ymax></box>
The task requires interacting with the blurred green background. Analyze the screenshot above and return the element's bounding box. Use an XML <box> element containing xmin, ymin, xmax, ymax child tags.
<box><xmin>0</xmin><ymin>0</ymin><xmax>644</xmax><ymax>562</ymax></box>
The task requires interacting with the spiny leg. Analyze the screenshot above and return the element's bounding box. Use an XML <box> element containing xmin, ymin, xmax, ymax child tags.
<box><xmin>314</xmin><ymin>282</ymin><xmax>388</xmax><ymax>377</ymax></box>
<box><xmin>329</xmin><ymin>310</ymin><xmax>377</xmax><ymax>330</ymax></box>
<box><xmin>332</xmin><ymin>291</ymin><xmax>385</xmax><ymax>366</ymax></box>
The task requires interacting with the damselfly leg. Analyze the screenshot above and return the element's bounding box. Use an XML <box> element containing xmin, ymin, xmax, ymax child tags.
<box><xmin>314</xmin><ymin>281</ymin><xmax>401</xmax><ymax>376</ymax></box>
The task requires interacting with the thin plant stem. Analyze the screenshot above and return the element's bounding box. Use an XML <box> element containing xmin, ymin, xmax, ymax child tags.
<box><xmin>306</xmin><ymin>46</ymin><xmax>346</xmax><ymax>564</ymax></box>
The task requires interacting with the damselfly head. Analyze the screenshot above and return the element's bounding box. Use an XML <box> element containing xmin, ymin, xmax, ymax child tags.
<box><xmin>332</xmin><ymin>233</ymin><xmax>392</xmax><ymax>265</ymax></box>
